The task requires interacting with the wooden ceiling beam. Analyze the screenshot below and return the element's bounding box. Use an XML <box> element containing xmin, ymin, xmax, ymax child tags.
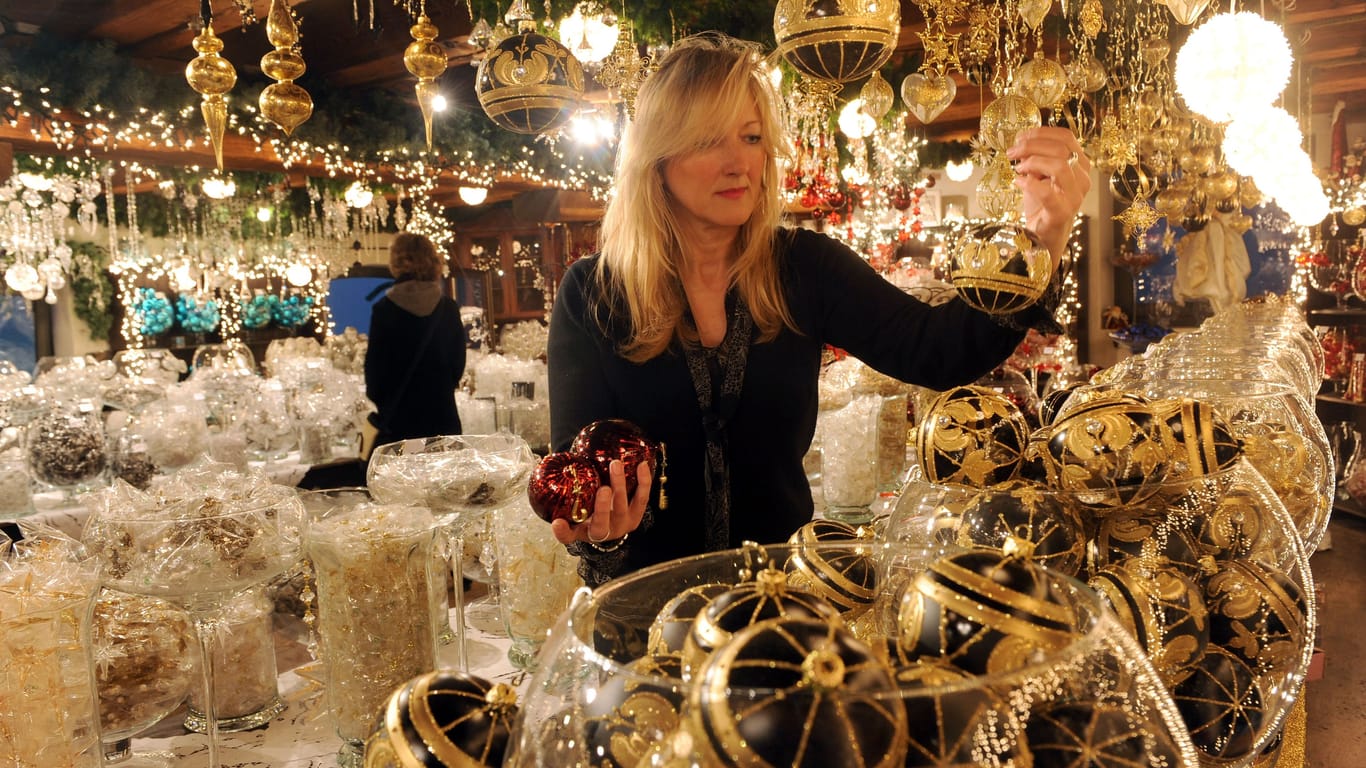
<box><xmin>126</xmin><ymin>0</ymin><xmax>319</xmax><ymax>59</ymax></box>
<box><xmin>1285</xmin><ymin>1</ymin><xmax>1366</xmax><ymax>25</ymax></box>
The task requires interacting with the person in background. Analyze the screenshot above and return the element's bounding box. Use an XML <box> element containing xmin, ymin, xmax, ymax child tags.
<box><xmin>364</xmin><ymin>232</ymin><xmax>467</xmax><ymax>449</ymax></box>
<box><xmin>547</xmin><ymin>33</ymin><xmax>1092</xmax><ymax>586</ymax></box>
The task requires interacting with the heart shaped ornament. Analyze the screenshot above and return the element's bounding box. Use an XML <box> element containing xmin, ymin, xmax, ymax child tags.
<box><xmin>1018</xmin><ymin>0</ymin><xmax>1051</xmax><ymax>30</ymax></box>
<box><xmin>901</xmin><ymin>72</ymin><xmax>957</xmax><ymax>124</ymax></box>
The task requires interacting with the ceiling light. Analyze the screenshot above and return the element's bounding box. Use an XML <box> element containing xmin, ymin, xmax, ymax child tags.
<box><xmin>14</xmin><ymin>172</ymin><xmax>54</xmax><ymax>192</ymax></box>
<box><xmin>344</xmin><ymin>181</ymin><xmax>374</xmax><ymax>209</ymax></box>
<box><xmin>838</xmin><ymin>99</ymin><xmax>875</xmax><ymax>140</ymax></box>
<box><xmin>1175</xmin><ymin>12</ymin><xmax>1291</xmax><ymax>123</ymax></box>
<box><xmin>285</xmin><ymin>263</ymin><xmax>313</xmax><ymax>287</ymax></box>
<box><xmin>558</xmin><ymin>3</ymin><xmax>619</xmax><ymax>64</ymax></box>
<box><xmin>944</xmin><ymin>159</ymin><xmax>975</xmax><ymax>182</ymax></box>
<box><xmin>458</xmin><ymin>186</ymin><xmax>489</xmax><ymax>205</ymax></box>
<box><xmin>431</xmin><ymin>94</ymin><xmax>449</xmax><ymax>113</ymax></box>
<box><xmin>256</xmin><ymin>206</ymin><xmax>273</xmax><ymax>222</ymax></box>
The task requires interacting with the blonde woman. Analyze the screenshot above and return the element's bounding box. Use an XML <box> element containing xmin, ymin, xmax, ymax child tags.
<box><xmin>548</xmin><ymin>33</ymin><xmax>1091</xmax><ymax>584</ymax></box>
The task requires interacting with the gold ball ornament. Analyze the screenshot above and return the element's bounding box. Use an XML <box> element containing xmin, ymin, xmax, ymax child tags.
<box><xmin>1040</xmin><ymin>392</ymin><xmax>1173</xmax><ymax>510</ymax></box>
<box><xmin>1016</xmin><ymin>53</ymin><xmax>1068</xmax><ymax>109</ymax></box>
<box><xmin>1089</xmin><ymin>562</ymin><xmax>1210</xmax><ymax>685</ymax></box>
<box><xmin>897</xmin><ymin>548</ymin><xmax>1080</xmax><ymax>675</ymax></box>
<box><xmin>1154</xmin><ymin>186</ymin><xmax>1187</xmax><ymax>220</ymax></box>
<box><xmin>773</xmin><ymin>0</ymin><xmax>900</xmax><ymax>84</ymax></box>
<box><xmin>1204</xmin><ymin>559</ymin><xmax>1308</xmax><ymax>673</ymax></box>
<box><xmin>1177</xmin><ymin>145</ymin><xmax>1217</xmax><ymax>176</ymax></box>
<box><xmin>259</xmin><ymin>82</ymin><xmax>313</xmax><ymax>136</ymax></box>
<box><xmin>1343</xmin><ymin>206</ymin><xmax>1366</xmax><ymax>227</ymax></box>
<box><xmin>582</xmin><ymin>654</ymin><xmax>687</xmax><ymax>768</ymax></box>
<box><xmin>691</xmin><ymin>618</ymin><xmax>907</xmax><ymax>767</ymax></box>
<box><xmin>858</xmin><ymin>70</ymin><xmax>894</xmax><ymax>121</ymax></box>
<box><xmin>476</xmin><ymin>31</ymin><xmax>585</xmax><ymax>135</ymax></box>
<box><xmin>1238</xmin><ymin>177</ymin><xmax>1264</xmax><ymax>208</ymax></box>
<box><xmin>900</xmin><ymin>71</ymin><xmax>957</xmax><ymax>124</ymax></box>
<box><xmin>979</xmin><ymin>92</ymin><xmax>1042</xmax><ymax>153</ymax></box>
<box><xmin>363</xmin><ymin>671</ymin><xmax>518</xmax><ymax>768</ymax></box>
<box><xmin>1108</xmin><ymin>163</ymin><xmax>1157</xmax><ymax>205</ymax></box>
<box><xmin>1066</xmin><ymin>55</ymin><xmax>1108</xmax><ymax>93</ymax></box>
<box><xmin>1204</xmin><ymin>170</ymin><xmax>1240</xmax><ymax>203</ymax></box>
<box><xmin>261</xmin><ymin>48</ymin><xmax>306</xmax><ymax>82</ymax></box>
<box><xmin>648</xmin><ymin>583</ymin><xmax>731</xmax><ymax>657</ymax></box>
<box><xmin>915</xmin><ymin>385</ymin><xmax>1029</xmax><ymax>487</ymax></box>
<box><xmin>949</xmin><ymin>221</ymin><xmax>1054</xmax><ymax>315</ymax></box>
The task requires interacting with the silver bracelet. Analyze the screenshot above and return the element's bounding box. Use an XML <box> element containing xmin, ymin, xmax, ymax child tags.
<box><xmin>587</xmin><ymin>532</ymin><xmax>629</xmax><ymax>553</ymax></box>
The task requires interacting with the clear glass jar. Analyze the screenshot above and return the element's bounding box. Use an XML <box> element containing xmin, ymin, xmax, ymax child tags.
<box><xmin>184</xmin><ymin>587</ymin><xmax>284</xmax><ymax>733</ymax></box>
<box><xmin>506</xmin><ymin>381</ymin><xmax>550</xmax><ymax>455</ymax></box>
<box><xmin>819</xmin><ymin>394</ymin><xmax>882</xmax><ymax>524</ymax></box>
<box><xmin>139</xmin><ymin>398</ymin><xmax>211</xmax><ymax>471</ymax></box>
<box><xmin>0</xmin><ymin>448</ymin><xmax>33</xmax><ymax>517</ymax></box>
<box><xmin>308</xmin><ymin>501</ymin><xmax>441</xmax><ymax>767</ymax></box>
<box><xmin>108</xmin><ymin>414</ymin><xmax>158</xmax><ymax>490</ymax></box>
<box><xmin>26</xmin><ymin>400</ymin><xmax>108</xmax><ymax>494</ymax></box>
<box><xmin>494</xmin><ymin>498</ymin><xmax>583</xmax><ymax>669</ymax></box>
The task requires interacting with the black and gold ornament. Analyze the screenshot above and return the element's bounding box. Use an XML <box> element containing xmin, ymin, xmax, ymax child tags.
<box><xmin>915</xmin><ymin>385</ymin><xmax>1029</xmax><ymax>487</ymax></box>
<box><xmin>582</xmin><ymin>654</ymin><xmax>687</xmax><ymax>768</ymax></box>
<box><xmin>955</xmin><ymin>480</ymin><xmax>1087</xmax><ymax>576</ymax></box>
<box><xmin>1151</xmin><ymin>397</ymin><xmax>1242</xmax><ymax>482</ymax></box>
<box><xmin>784</xmin><ymin>519</ymin><xmax>878</xmax><ymax>614</ymax></box>
<box><xmin>691</xmin><ymin>618</ymin><xmax>907</xmax><ymax>767</ymax></box>
<box><xmin>949</xmin><ymin>221</ymin><xmax>1054</xmax><ymax>316</ymax></box>
<box><xmin>897</xmin><ymin>549</ymin><xmax>1080</xmax><ymax>675</ymax></box>
<box><xmin>1089</xmin><ymin>562</ymin><xmax>1209</xmax><ymax>685</ymax></box>
<box><xmin>773</xmin><ymin>0</ymin><xmax>900</xmax><ymax>84</ymax></box>
<box><xmin>363</xmin><ymin>670</ymin><xmax>518</xmax><ymax>768</ymax></box>
<box><xmin>895</xmin><ymin>659</ymin><xmax>1021</xmax><ymax>768</ymax></box>
<box><xmin>1040</xmin><ymin>384</ymin><xmax>1083</xmax><ymax>426</ymax></box>
<box><xmin>1189</xmin><ymin>485</ymin><xmax>1277</xmax><ymax>563</ymax></box>
<box><xmin>647</xmin><ymin>583</ymin><xmax>731</xmax><ymax>657</ymax></box>
<box><xmin>1204</xmin><ymin>559</ymin><xmax>1308</xmax><ymax>674</ymax></box>
<box><xmin>1040</xmin><ymin>391</ymin><xmax>1172</xmax><ymax>510</ymax></box>
<box><xmin>1024</xmin><ymin>700</ymin><xmax>1183</xmax><ymax>768</ymax></box>
<box><xmin>475</xmin><ymin>19</ymin><xmax>585</xmax><ymax>135</ymax></box>
<box><xmin>1091</xmin><ymin>508</ymin><xmax>1205</xmax><ymax>578</ymax></box>
<box><xmin>1172</xmin><ymin>646</ymin><xmax>1265</xmax><ymax>763</ymax></box>
<box><xmin>681</xmin><ymin>567</ymin><xmax>842</xmax><ymax>680</ymax></box>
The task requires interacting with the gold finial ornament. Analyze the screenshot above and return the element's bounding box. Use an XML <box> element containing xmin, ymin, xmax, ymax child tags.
<box><xmin>773</xmin><ymin>0</ymin><xmax>900</xmax><ymax>84</ymax></box>
<box><xmin>259</xmin><ymin>0</ymin><xmax>312</xmax><ymax>136</ymax></box>
<box><xmin>405</xmin><ymin>14</ymin><xmax>448</xmax><ymax>150</ymax></box>
<box><xmin>1080</xmin><ymin>0</ymin><xmax>1104</xmax><ymax>37</ymax></box>
<box><xmin>185</xmin><ymin>23</ymin><xmax>237</xmax><ymax>171</ymax></box>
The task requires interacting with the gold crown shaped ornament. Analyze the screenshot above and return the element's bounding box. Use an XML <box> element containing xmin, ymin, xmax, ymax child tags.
<box><xmin>773</xmin><ymin>0</ymin><xmax>900</xmax><ymax>83</ymax></box>
<box><xmin>259</xmin><ymin>0</ymin><xmax>313</xmax><ymax>136</ymax></box>
<box><xmin>405</xmin><ymin>14</ymin><xmax>448</xmax><ymax>150</ymax></box>
<box><xmin>475</xmin><ymin>4</ymin><xmax>584</xmax><ymax>137</ymax></box>
<box><xmin>185</xmin><ymin>22</ymin><xmax>237</xmax><ymax>171</ymax></box>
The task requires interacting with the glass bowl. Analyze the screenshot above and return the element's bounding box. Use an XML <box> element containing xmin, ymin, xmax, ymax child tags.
<box><xmin>505</xmin><ymin>541</ymin><xmax>1200</xmax><ymax>768</ymax></box>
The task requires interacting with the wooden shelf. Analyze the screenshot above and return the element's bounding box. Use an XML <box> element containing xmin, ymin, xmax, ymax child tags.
<box><xmin>1317</xmin><ymin>393</ymin><xmax>1366</xmax><ymax>408</ymax></box>
<box><xmin>1309</xmin><ymin>307</ymin><xmax>1366</xmax><ymax>322</ymax></box>
<box><xmin>1332</xmin><ymin>495</ymin><xmax>1366</xmax><ymax>521</ymax></box>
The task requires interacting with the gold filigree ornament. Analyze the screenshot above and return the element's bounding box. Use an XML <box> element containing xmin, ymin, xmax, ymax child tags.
<box><xmin>475</xmin><ymin>20</ymin><xmax>585</xmax><ymax>135</ymax></box>
<box><xmin>916</xmin><ymin>28</ymin><xmax>961</xmax><ymax>74</ymax></box>
<box><xmin>404</xmin><ymin>14</ymin><xmax>448</xmax><ymax>150</ymax></box>
<box><xmin>900</xmin><ymin>69</ymin><xmax>957</xmax><ymax>124</ymax></box>
<box><xmin>979</xmin><ymin>91</ymin><xmax>1042</xmax><ymax>152</ymax></box>
<box><xmin>975</xmin><ymin>152</ymin><xmax>1023</xmax><ymax>220</ymax></box>
<box><xmin>1015</xmin><ymin>52</ymin><xmax>1067</xmax><ymax>110</ymax></box>
<box><xmin>258</xmin><ymin>0</ymin><xmax>312</xmax><ymax>136</ymax></box>
<box><xmin>773</xmin><ymin>0</ymin><xmax>900</xmax><ymax>84</ymax></box>
<box><xmin>184</xmin><ymin>22</ymin><xmax>237</xmax><ymax>172</ymax></box>
<box><xmin>1017</xmin><ymin>0</ymin><xmax>1051</xmax><ymax>31</ymax></box>
<box><xmin>858</xmin><ymin>70</ymin><xmax>894</xmax><ymax>121</ymax></box>
<box><xmin>1066</xmin><ymin>54</ymin><xmax>1108</xmax><ymax>93</ymax></box>
<box><xmin>1080</xmin><ymin>0</ymin><xmax>1104</xmax><ymax>37</ymax></box>
<box><xmin>1115</xmin><ymin>198</ymin><xmax>1162</xmax><ymax>239</ymax></box>
<box><xmin>1344</xmin><ymin>206</ymin><xmax>1366</xmax><ymax>227</ymax></box>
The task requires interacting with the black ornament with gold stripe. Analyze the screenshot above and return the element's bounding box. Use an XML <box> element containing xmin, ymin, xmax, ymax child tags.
<box><xmin>1204</xmin><ymin>559</ymin><xmax>1308</xmax><ymax>674</ymax></box>
<box><xmin>363</xmin><ymin>671</ymin><xmax>518</xmax><ymax>768</ymax></box>
<box><xmin>582</xmin><ymin>654</ymin><xmax>687</xmax><ymax>768</ymax></box>
<box><xmin>955</xmin><ymin>480</ymin><xmax>1086</xmax><ymax>576</ymax></box>
<box><xmin>784</xmin><ymin>519</ymin><xmax>878</xmax><ymax>613</ymax></box>
<box><xmin>1091</xmin><ymin>508</ymin><xmax>1205</xmax><ymax>578</ymax></box>
<box><xmin>474</xmin><ymin>29</ymin><xmax>585</xmax><ymax>136</ymax></box>
<box><xmin>1089</xmin><ymin>562</ymin><xmax>1210</xmax><ymax>685</ymax></box>
<box><xmin>691</xmin><ymin>617</ymin><xmax>907</xmax><ymax>768</ymax></box>
<box><xmin>915</xmin><ymin>385</ymin><xmax>1029</xmax><ymax>487</ymax></box>
<box><xmin>681</xmin><ymin>567</ymin><xmax>843</xmax><ymax>680</ymax></box>
<box><xmin>1151</xmin><ymin>397</ymin><xmax>1242</xmax><ymax>482</ymax></box>
<box><xmin>949</xmin><ymin>221</ymin><xmax>1054</xmax><ymax>315</ymax></box>
<box><xmin>773</xmin><ymin>0</ymin><xmax>900</xmax><ymax>83</ymax></box>
<box><xmin>1172</xmin><ymin>646</ymin><xmax>1265</xmax><ymax>763</ymax></box>
<box><xmin>1024</xmin><ymin>700</ymin><xmax>1183</xmax><ymax>768</ymax></box>
<box><xmin>894</xmin><ymin>658</ymin><xmax>1022</xmax><ymax>767</ymax></box>
<box><xmin>1189</xmin><ymin>485</ymin><xmax>1277</xmax><ymax>563</ymax></box>
<box><xmin>896</xmin><ymin>548</ymin><xmax>1080</xmax><ymax>675</ymax></box>
<box><xmin>648</xmin><ymin>583</ymin><xmax>731</xmax><ymax>657</ymax></box>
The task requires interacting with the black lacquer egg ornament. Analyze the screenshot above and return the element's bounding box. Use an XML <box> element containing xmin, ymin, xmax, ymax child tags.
<box><xmin>363</xmin><ymin>670</ymin><xmax>518</xmax><ymax>768</ymax></box>
<box><xmin>582</xmin><ymin>654</ymin><xmax>688</xmax><ymax>768</ymax></box>
<box><xmin>915</xmin><ymin>384</ymin><xmax>1029</xmax><ymax>487</ymax></box>
<box><xmin>527</xmin><ymin>451</ymin><xmax>601</xmax><ymax>524</ymax></box>
<box><xmin>1203</xmin><ymin>559</ymin><xmax>1308</xmax><ymax>674</ymax></box>
<box><xmin>570</xmin><ymin>418</ymin><xmax>660</xmax><ymax>499</ymax></box>
<box><xmin>1172</xmin><ymin>646</ymin><xmax>1265</xmax><ymax>763</ymax></box>
<box><xmin>1151</xmin><ymin>397</ymin><xmax>1242</xmax><ymax>482</ymax></box>
<box><xmin>691</xmin><ymin>617</ymin><xmax>908</xmax><ymax>768</ymax></box>
<box><xmin>647</xmin><ymin>583</ymin><xmax>732</xmax><ymax>657</ymax></box>
<box><xmin>949</xmin><ymin>221</ymin><xmax>1054</xmax><ymax>315</ymax></box>
<box><xmin>1025</xmin><ymin>700</ymin><xmax>1183</xmax><ymax>768</ymax></box>
<box><xmin>896</xmin><ymin>548</ymin><xmax>1081</xmax><ymax>675</ymax></box>
<box><xmin>955</xmin><ymin>479</ymin><xmax>1087</xmax><ymax>576</ymax></box>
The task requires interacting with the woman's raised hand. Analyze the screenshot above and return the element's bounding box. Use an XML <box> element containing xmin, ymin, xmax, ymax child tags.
<box><xmin>1006</xmin><ymin>126</ymin><xmax>1092</xmax><ymax>267</ymax></box>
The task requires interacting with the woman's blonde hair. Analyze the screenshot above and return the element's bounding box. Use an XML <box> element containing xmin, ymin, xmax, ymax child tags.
<box><xmin>389</xmin><ymin>232</ymin><xmax>442</xmax><ymax>281</ymax></box>
<box><xmin>596</xmin><ymin>32</ymin><xmax>795</xmax><ymax>362</ymax></box>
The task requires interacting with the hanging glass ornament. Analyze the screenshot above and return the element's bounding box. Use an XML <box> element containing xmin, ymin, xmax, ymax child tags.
<box><xmin>773</xmin><ymin>0</ymin><xmax>900</xmax><ymax>84</ymax></box>
<box><xmin>259</xmin><ymin>0</ymin><xmax>313</xmax><ymax>135</ymax></box>
<box><xmin>1017</xmin><ymin>0</ymin><xmax>1050</xmax><ymax>31</ymax></box>
<box><xmin>475</xmin><ymin>15</ymin><xmax>585</xmax><ymax>135</ymax></box>
<box><xmin>1015</xmin><ymin>53</ymin><xmax>1067</xmax><ymax>110</ymax></box>
<box><xmin>1080</xmin><ymin>0</ymin><xmax>1104</xmax><ymax>37</ymax></box>
<box><xmin>979</xmin><ymin>92</ymin><xmax>1041</xmax><ymax>153</ymax></box>
<box><xmin>901</xmin><ymin>71</ymin><xmax>956</xmax><ymax>124</ymax></box>
<box><xmin>405</xmin><ymin>14</ymin><xmax>448</xmax><ymax>150</ymax></box>
<box><xmin>858</xmin><ymin>71</ymin><xmax>894</xmax><ymax>121</ymax></box>
<box><xmin>1163</xmin><ymin>0</ymin><xmax>1214</xmax><ymax>25</ymax></box>
<box><xmin>184</xmin><ymin>23</ymin><xmax>237</xmax><ymax>171</ymax></box>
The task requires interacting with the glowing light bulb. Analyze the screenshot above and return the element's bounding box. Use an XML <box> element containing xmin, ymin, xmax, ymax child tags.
<box><xmin>285</xmin><ymin>263</ymin><xmax>313</xmax><ymax>287</ymax></box>
<box><xmin>945</xmin><ymin>159</ymin><xmax>975</xmax><ymax>182</ymax></box>
<box><xmin>458</xmin><ymin>186</ymin><xmax>489</xmax><ymax>205</ymax></box>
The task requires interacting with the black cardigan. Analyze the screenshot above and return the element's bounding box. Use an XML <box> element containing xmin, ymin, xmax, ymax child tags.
<box><xmin>547</xmin><ymin>228</ymin><xmax>1029</xmax><ymax>581</ymax></box>
<box><xmin>363</xmin><ymin>294</ymin><xmax>467</xmax><ymax>445</ymax></box>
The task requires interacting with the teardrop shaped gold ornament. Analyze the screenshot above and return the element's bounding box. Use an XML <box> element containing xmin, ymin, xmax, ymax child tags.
<box><xmin>259</xmin><ymin>0</ymin><xmax>312</xmax><ymax>136</ymax></box>
<box><xmin>185</xmin><ymin>23</ymin><xmax>237</xmax><ymax>171</ymax></box>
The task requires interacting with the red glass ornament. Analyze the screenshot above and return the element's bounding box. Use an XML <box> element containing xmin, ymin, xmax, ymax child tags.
<box><xmin>528</xmin><ymin>451</ymin><xmax>601</xmax><ymax>524</ymax></box>
<box><xmin>570</xmin><ymin>418</ymin><xmax>659</xmax><ymax>498</ymax></box>
<box><xmin>783</xmin><ymin>171</ymin><xmax>801</xmax><ymax>192</ymax></box>
<box><xmin>825</xmin><ymin>189</ymin><xmax>848</xmax><ymax>211</ymax></box>
<box><xmin>800</xmin><ymin>188</ymin><xmax>821</xmax><ymax>209</ymax></box>
<box><xmin>890</xmin><ymin>184</ymin><xmax>913</xmax><ymax>211</ymax></box>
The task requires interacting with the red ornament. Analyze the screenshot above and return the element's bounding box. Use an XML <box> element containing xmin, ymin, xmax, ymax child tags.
<box><xmin>824</xmin><ymin>189</ymin><xmax>848</xmax><ymax>211</ymax></box>
<box><xmin>528</xmin><ymin>452</ymin><xmax>601</xmax><ymax>524</ymax></box>
<box><xmin>570</xmin><ymin>418</ymin><xmax>659</xmax><ymax>499</ymax></box>
<box><xmin>890</xmin><ymin>184</ymin><xmax>913</xmax><ymax>211</ymax></box>
<box><xmin>800</xmin><ymin>188</ymin><xmax>821</xmax><ymax>209</ymax></box>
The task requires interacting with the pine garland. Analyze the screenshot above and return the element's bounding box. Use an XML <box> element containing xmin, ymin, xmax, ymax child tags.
<box><xmin>67</xmin><ymin>241</ymin><xmax>115</xmax><ymax>341</ymax></box>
